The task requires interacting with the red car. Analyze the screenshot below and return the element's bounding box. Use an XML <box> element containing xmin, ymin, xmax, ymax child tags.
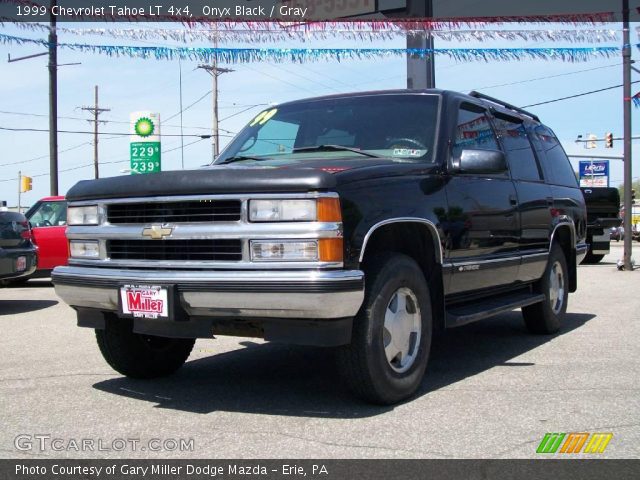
<box><xmin>25</xmin><ymin>196</ymin><xmax>68</xmax><ymax>276</ymax></box>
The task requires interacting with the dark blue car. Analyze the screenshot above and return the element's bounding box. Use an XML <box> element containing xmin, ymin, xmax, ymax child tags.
<box><xmin>0</xmin><ymin>211</ymin><xmax>37</xmax><ymax>286</ymax></box>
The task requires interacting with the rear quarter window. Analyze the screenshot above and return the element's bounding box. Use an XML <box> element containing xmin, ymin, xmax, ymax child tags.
<box><xmin>492</xmin><ymin>115</ymin><xmax>541</xmax><ymax>182</ymax></box>
<box><xmin>529</xmin><ymin>124</ymin><xmax>577</xmax><ymax>187</ymax></box>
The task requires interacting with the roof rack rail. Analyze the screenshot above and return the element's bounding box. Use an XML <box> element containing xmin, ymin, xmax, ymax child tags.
<box><xmin>468</xmin><ymin>91</ymin><xmax>540</xmax><ymax>122</ymax></box>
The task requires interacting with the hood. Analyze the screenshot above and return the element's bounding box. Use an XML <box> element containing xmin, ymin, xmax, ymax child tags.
<box><xmin>65</xmin><ymin>165</ymin><xmax>337</xmax><ymax>201</ymax></box>
<box><xmin>65</xmin><ymin>158</ymin><xmax>439</xmax><ymax>202</ymax></box>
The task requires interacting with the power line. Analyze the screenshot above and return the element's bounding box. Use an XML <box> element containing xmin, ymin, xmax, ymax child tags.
<box><xmin>473</xmin><ymin>63</ymin><xmax>622</xmax><ymax>91</ymax></box>
<box><xmin>164</xmin><ymin>90</ymin><xmax>212</xmax><ymax>123</ymax></box>
<box><xmin>0</xmin><ymin>135</ymin><xmax>209</xmax><ymax>183</ymax></box>
<box><xmin>0</xmin><ymin>141</ymin><xmax>90</xmax><ymax>167</ymax></box>
<box><xmin>521</xmin><ymin>80</ymin><xmax>640</xmax><ymax>108</ymax></box>
<box><xmin>0</xmin><ymin>126</ymin><xmax>214</xmax><ymax>137</ymax></box>
<box><xmin>219</xmin><ymin>104</ymin><xmax>265</xmax><ymax>123</ymax></box>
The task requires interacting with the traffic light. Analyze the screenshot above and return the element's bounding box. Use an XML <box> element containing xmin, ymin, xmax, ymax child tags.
<box><xmin>605</xmin><ymin>132</ymin><xmax>613</xmax><ymax>149</ymax></box>
<box><xmin>633</xmin><ymin>189</ymin><xmax>636</xmax><ymax>204</ymax></box>
<box><xmin>20</xmin><ymin>175</ymin><xmax>32</xmax><ymax>193</ymax></box>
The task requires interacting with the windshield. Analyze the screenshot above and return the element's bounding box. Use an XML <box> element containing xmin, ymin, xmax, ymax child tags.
<box><xmin>215</xmin><ymin>94</ymin><xmax>440</xmax><ymax>165</ymax></box>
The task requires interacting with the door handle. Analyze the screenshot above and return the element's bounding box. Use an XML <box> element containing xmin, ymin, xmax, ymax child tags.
<box><xmin>509</xmin><ymin>195</ymin><xmax>517</xmax><ymax>206</ymax></box>
<box><xmin>546</xmin><ymin>197</ymin><xmax>554</xmax><ymax>206</ymax></box>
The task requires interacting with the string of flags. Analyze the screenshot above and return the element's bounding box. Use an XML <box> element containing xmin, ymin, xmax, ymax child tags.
<box><xmin>0</xmin><ymin>33</ymin><xmax>622</xmax><ymax>64</ymax></box>
<box><xmin>4</xmin><ymin>22</ymin><xmax>620</xmax><ymax>44</ymax></box>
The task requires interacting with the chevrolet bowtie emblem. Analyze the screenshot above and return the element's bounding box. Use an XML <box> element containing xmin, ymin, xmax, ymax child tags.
<box><xmin>142</xmin><ymin>225</ymin><xmax>173</xmax><ymax>240</ymax></box>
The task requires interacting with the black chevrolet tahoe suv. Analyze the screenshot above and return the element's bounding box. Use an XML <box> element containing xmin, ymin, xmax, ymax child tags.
<box><xmin>53</xmin><ymin>90</ymin><xmax>588</xmax><ymax>404</ymax></box>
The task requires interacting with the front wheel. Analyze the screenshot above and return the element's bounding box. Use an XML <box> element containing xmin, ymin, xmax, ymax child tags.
<box><xmin>337</xmin><ymin>253</ymin><xmax>433</xmax><ymax>405</ymax></box>
<box><xmin>522</xmin><ymin>244</ymin><xmax>568</xmax><ymax>334</ymax></box>
<box><xmin>96</xmin><ymin>319</ymin><xmax>195</xmax><ymax>379</ymax></box>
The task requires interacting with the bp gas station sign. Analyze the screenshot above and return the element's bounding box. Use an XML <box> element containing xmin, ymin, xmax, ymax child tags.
<box><xmin>130</xmin><ymin>112</ymin><xmax>161</xmax><ymax>174</ymax></box>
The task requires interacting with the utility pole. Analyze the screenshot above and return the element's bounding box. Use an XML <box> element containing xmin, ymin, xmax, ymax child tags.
<box><xmin>406</xmin><ymin>0</ymin><xmax>435</xmax><ymax>89</ymax></box>
<box><xmin>198</xmin><ymin>64</ymin><xmax>234</xmax><ymax>160</ymax></box>
<box><xmin>197</xmin><ymin>27</ymin><xmax>234</xmax><ymax>161</ymax></box>
<box><xmin>48</xmin><ymin>0</ymin><xmax>58</xmax><ymax>195</ymax></box>
<box><xmin>81</xmin><ymin>86</ymin><xmax>110</xmax><ymax>179</ymax></box>
<box><xmin>18</xmin><ymin>171</ymin><xmax>21</xmax><ymax>214</ymax></box>
<box><xmin>622</xmin><ymin>0</ymin><xmax>633</xmax><ymax>271</ymax></box>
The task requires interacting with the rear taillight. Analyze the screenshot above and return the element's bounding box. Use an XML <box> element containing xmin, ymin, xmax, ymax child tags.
<box><xmin>19</xmin><ymin>221</ymin><xmax>32</xmax><ymax>241</ymax></box>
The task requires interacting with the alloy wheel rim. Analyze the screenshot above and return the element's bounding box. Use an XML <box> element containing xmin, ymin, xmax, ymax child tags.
<box><xmin>383</xmin><ymin>287</ymin><xmax>422</xmax><ymax>373</ymax></box>
<box><xmin>549</xmin><ymin>261</ymin><xmax>565</xmax><ymax>314</ymax></box>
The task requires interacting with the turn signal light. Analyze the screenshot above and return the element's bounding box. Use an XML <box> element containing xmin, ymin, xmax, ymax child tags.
<box><xmin>317</xmin><ymin>197</ymin><xmax>342</xmax><ymax>222</ymax></box>
<box><xmin>318</xmin><ymin>238</ymin><xmax>343</xmax><ymax>262</ymax></box>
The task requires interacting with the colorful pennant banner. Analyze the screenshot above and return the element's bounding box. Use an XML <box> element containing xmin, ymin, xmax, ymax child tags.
<box><xmin>0</xmin><ymin>33</ymin><xmax>620</xmax><ymax>64</ymax></box>
<box><xmin>4</xmin><ymin>22</ymin><xmax>619</xmax><ymax>44</ymax></box>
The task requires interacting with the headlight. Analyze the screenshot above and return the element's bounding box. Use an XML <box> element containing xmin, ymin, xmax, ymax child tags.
<box><xmin>249</xmin><ymin>200</ymin><xmax>316</xmax><ymax>222</ymax></box>
<box><xmin>248</xmin><ymin>198</ymin><xmax>342</xmax><ymax>222</ymax></box>
<box><xmin>69</xmin><ymin>240</ymin><xmax>100</xmax><ymax>258</ymax></box>
<box><xmin>250</xmin><ymin>240</ymin><xmax>319</xmax><ymax>262</ymax></box>
<box><xmin>68</xmin><ymin>205</ymin><xmax>99</xmax><ymax>225</ymax></box>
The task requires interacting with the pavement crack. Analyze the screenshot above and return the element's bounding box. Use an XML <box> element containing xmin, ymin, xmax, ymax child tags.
<box><xmin>238</xmin><ymin>430</ymin><xmax>454</xmax><ymax>458</ymax></box>
<box><xmin>0</xmin><ymin>373</ymin><xmax>116</xmax><ymax>382</ymax></box>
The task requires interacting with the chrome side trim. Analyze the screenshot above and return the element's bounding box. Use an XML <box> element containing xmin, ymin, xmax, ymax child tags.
<box><xmin>549</xmin><ymin>218</ymin><xmax>577</xmax><ymax>251</ymax></box>
<box><xmin>359</xmin><ymin>217</ymin><xmax>443</xmax><ymax>264</ymax></box>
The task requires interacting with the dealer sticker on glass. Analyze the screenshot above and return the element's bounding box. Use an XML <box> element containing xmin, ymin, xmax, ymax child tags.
<box><xmin>120</xmin><ymin>285</ymin><xmax>169</xmax><ymax>319</ymax></box>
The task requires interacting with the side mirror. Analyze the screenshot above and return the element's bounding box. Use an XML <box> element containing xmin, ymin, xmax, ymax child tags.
<box><xmin>453</xmin><ymin>149</ymin><xmax>507</xmax><ymax>174</ymax></box>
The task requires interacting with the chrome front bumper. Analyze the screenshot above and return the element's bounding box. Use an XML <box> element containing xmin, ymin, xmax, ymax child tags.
<box><xmin>52</xmin><ymin>265</ymin><xmax>364</xmax><ymax>320</ymax></box>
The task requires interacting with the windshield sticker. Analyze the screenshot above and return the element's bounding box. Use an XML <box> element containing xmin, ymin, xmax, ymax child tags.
<box><xmin>392</xmin><ymin>148</ymin><xmax>424</xmax><ymax>157</ymax></box>
<box><xmin>249</xmin><ymin>108</ymin><xmax>278</xmax><ymax>127</ymax></box>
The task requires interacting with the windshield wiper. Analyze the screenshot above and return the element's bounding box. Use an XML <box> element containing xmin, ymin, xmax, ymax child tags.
<box><xmin>292</xmin><ymin>144</ymin><xmax>382</xmax><ymax>158</ymax></box>
<box><xmin>218</xmin><ymin>155</ymin><xmax>271</xmax><ymax>165</ymax></box>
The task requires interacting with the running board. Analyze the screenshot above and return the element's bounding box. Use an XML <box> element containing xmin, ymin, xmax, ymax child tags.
<box><xmin>445</xmin><ymin>293</ymin><xmax>545</xmax><ymax>328</ymax></box>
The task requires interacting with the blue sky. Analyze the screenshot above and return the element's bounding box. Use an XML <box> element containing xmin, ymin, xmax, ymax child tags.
<box><xmin>0</xmin><ymin>21</ymin><xmax>638</xmax><ymax>207</ymax></box>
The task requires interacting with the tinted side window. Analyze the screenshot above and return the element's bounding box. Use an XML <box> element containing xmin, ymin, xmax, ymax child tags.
<box><xmin>453</xmin><ymin>105</ymin><xmax>499</xmax><ymax>158</ymax></box>
<box><xmin>492</xmin><ymin>116</ymin><xmax>541</xmax><ymax>181</ymax></box>
<box><xmin>530</xmin><ymin>125</ymin><xmax>577</xmax><ymax>187</ymax></box>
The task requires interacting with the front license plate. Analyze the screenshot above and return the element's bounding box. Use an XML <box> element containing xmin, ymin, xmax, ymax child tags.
<box><xmin>15</xmin><ymin>256</ymin><xmax>26</xmax><ymax>272</ymax></box>
<box><xmin>120</xmin><ymin>285</ymin><xmax>169</xmax><ymax>319</ymax></box>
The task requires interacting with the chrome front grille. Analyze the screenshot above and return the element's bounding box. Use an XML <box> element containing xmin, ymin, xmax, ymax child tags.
<box><xmin>108</xmin><ymin>239</ymin><xmax>242</xmax><ymax>261</ymax></box>
<box><xmin>107</xmin><ymin>200</ymin><xmax>241</xmax><ymax>224</ymax></box>
<box><xmin>67</xmin><ymin>193</ymin><xmax>344</xmax><ymax>269</ymax></box>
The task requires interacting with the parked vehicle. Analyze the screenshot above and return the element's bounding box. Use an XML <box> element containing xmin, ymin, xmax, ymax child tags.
<box><xmin>580</xmin><ymin>187</ymin><xmax>621</xmax><ymax>264</ymax></box>
<box><xmin>53</xmin><ymin>89</ymin><xmax>588</xmax><ymax>404</ymax></box>
<box><xmin>24</xmin><ymin>196</ymin><xmax>68</xmax><ymax>276</ymax></box>
<box><xmin>0</xmin><ymin>211</ymin><xmax>37</xmax><ymax>286</ymax></box>
<box><xmin>610</xmin><ymin>226</ymin><xmax>624</xmax><ymax>241</ymax></box>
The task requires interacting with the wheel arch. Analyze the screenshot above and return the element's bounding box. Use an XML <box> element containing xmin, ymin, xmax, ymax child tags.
<box><xmin>550</xmin><ymin>220</ymin><xmax>577</xmax><ymax>293</ymax></box>
<box><xmin>358</xmin><ymin>218</ymin><xmax>445</xmax><ymax>330</ymax></box>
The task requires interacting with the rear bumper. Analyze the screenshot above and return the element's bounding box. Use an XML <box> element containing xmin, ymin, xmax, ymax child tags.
<box><xmin>0</xmin><ymin>247</ymin><xmax>37</xmax><ymax>281</ymax></box>
<box><xmin>52</xmin><ymin>265</ymin><xmax>364</xmax><ymax>345</ymax></box>
<box><xmin>576</xmin><ymin>243</ymin><xmax>589</xmax><ymax>264</ymax></box>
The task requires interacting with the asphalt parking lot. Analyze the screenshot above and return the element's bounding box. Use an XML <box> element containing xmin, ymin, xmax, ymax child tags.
<box><xmin>1</xmin><ymin>242</ymin><xmax>638</xmax><ymax>459</ymax></box>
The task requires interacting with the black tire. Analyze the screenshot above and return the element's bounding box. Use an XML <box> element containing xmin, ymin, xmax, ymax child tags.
<box><xmin>337</xmin><ymin>253</ymin><xmax>433</xmax><ymax>405</ymax></box>
<box><xmin>0</xmin><ymin>277</ymin><xmax>30</xmax><ymax>287</ymax></box>
<box><xmin>522</xmin><ymin>244</ymin><xmax>569</xmax><ymax>334</ymax></box>
<box><xmin>95</xmin><ymin>318</ymin><xmax>195</xmax><ymax>379</ymax></box>
<box><xmin>582</xmin><ymin>250</ymin><xmax>605</xmax><ymax>264</ymax></box>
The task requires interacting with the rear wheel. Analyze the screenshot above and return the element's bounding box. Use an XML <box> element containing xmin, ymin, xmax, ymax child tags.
<box><xmin>522</xmin><ymin>244</ymin><xmax>568</xmax><ymax>334</ymax></box>
<box><xmin>96</xmin><ymin>319</ymin><xmax>195</xmax><ymax>379</ymax></box>
<box><xmin>582</xmin><ymin>250</ymin><xmax>604</xmax><ymax>264</ymax></box>
<box><xmin>337</xmin><ymin>253</ymin><xmax>433</xmax><ymax>405</ymax></box>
